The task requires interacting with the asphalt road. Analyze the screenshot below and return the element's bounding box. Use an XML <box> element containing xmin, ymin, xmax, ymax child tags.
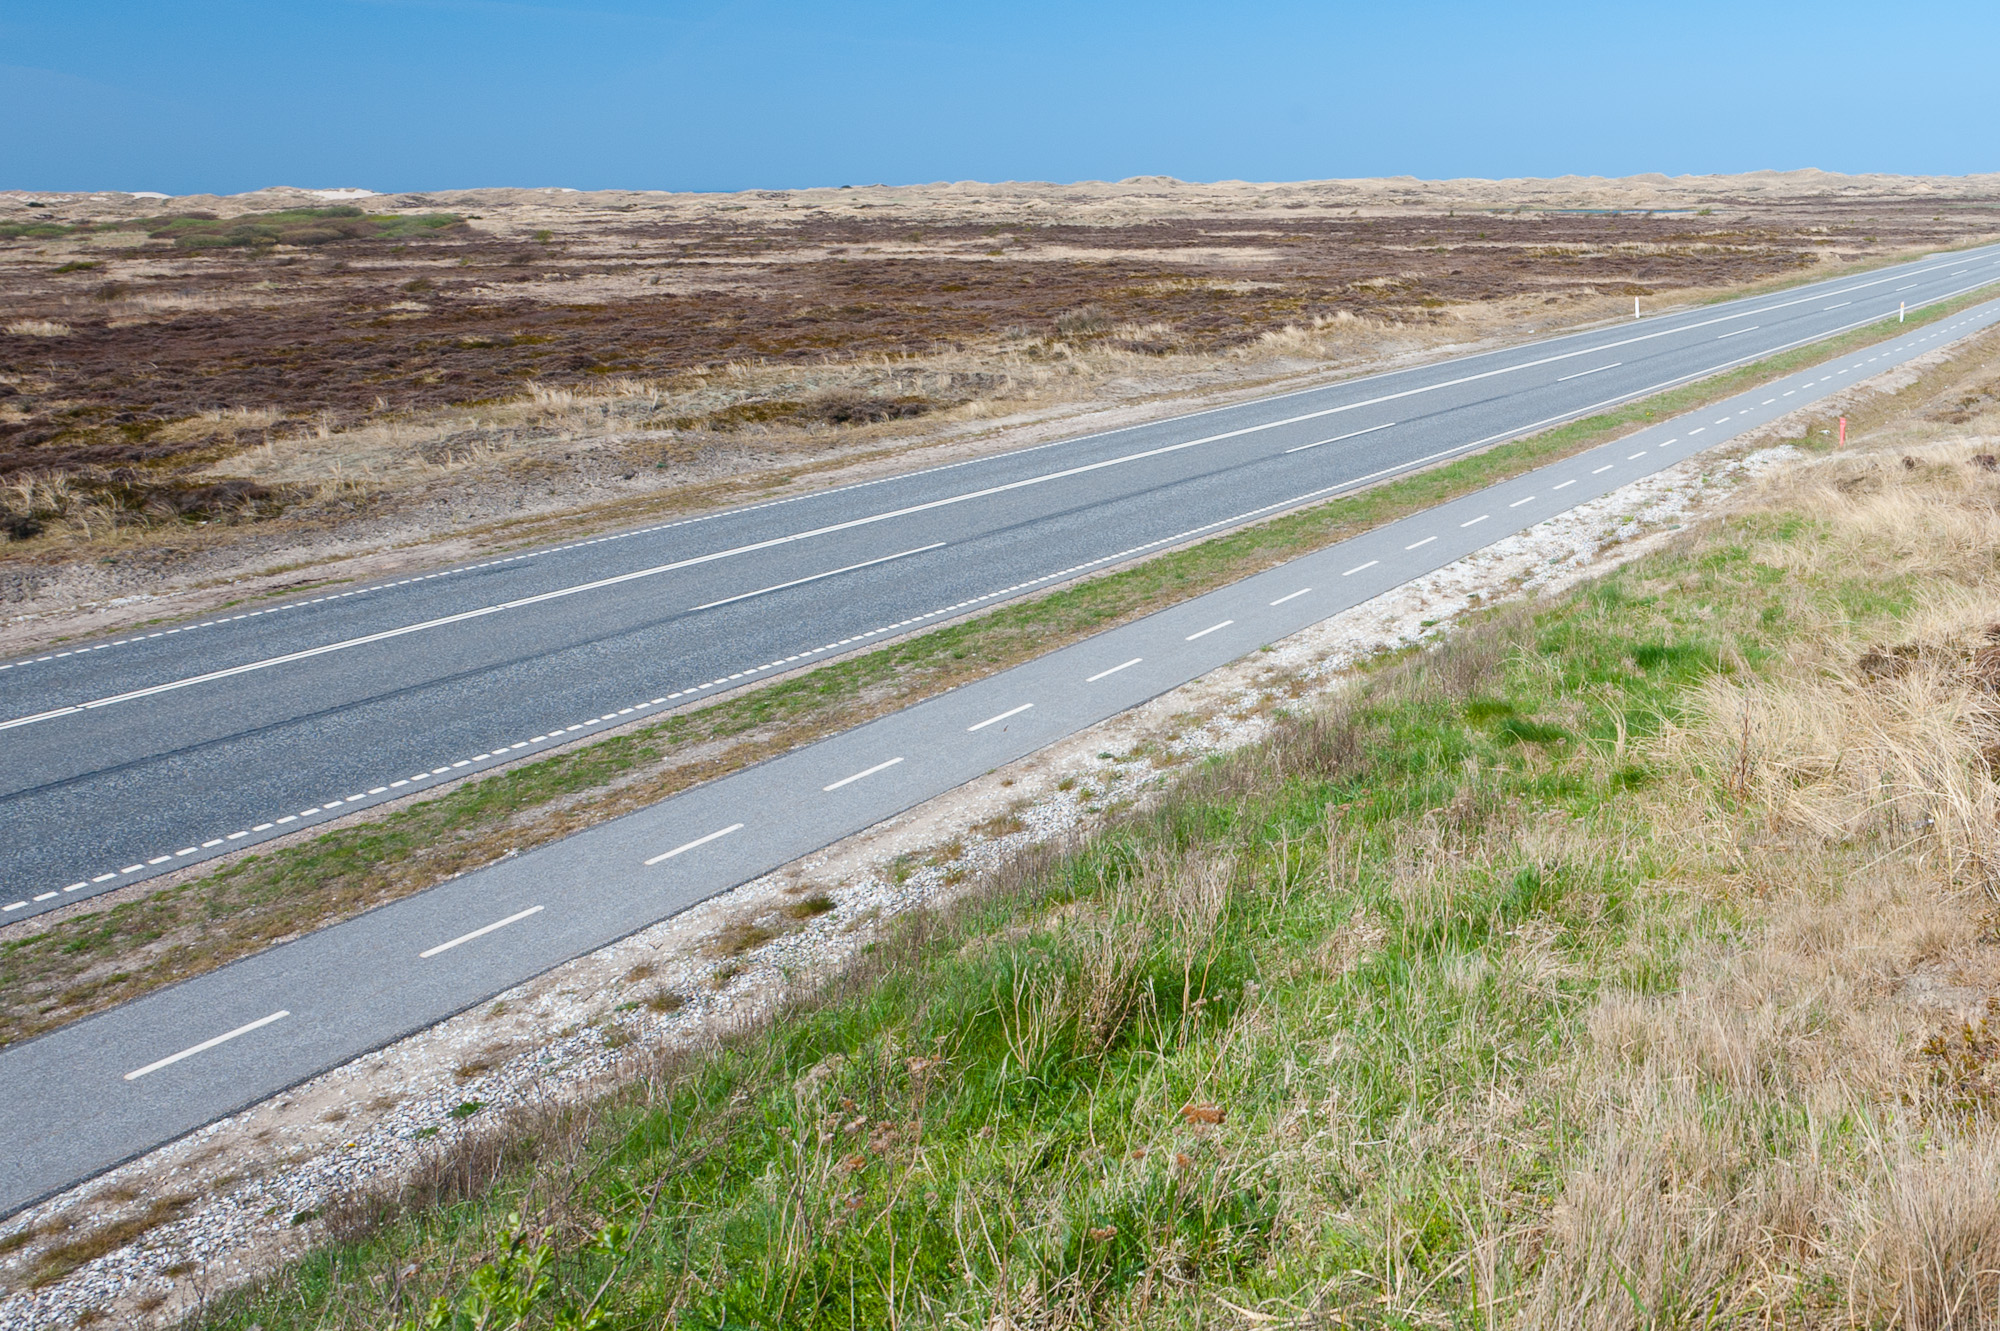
<box><xmin>3</xmin><ymin>248</ymin><xmax>1999</xmax><ymax>915</ymax></box>
<box><xmin>5</xmin><ymin>292</ymin><xmax>2000</xmax><ymax>1215</ymax></box>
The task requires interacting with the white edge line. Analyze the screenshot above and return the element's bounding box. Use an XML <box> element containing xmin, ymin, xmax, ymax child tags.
<box><xmin>644</xmin><ymin>823</ymin><xmax>744</xmax><ymax>866</ymax></box>
<box><xmin>125</xmin><ymin>1010</ymin><xmax>290</xmax><ymax>1081</ymax></box>
<box><xmin>419</xmin><ymin>904</ymin><xmax>544</xmax><ymax>959</ymax></box>
<box><xmin>823</xmin><ymin>756</ymin><xmax>903</xmax><ymax>791</ymax></box>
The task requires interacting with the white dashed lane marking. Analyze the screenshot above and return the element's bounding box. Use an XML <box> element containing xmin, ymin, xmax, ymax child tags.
<box><xmin>124</xmin><ymin>1010</ymin><xmax>289</xmax><ymax>1082</ymax></box>
<box><xmin>968</xmin><ymin>703</ymin><xmax>1034</xmax><ymax>732</ymax></box>
<box><xmin>644</xmin><ymin>824</ymin><xmax>744</xmax><ymax>867</ymax></box>
<box><xmin>823</xmin><ymin>757</ymin><xmax>903</xmax><ymax>792</ymax></box>
<box><xmin>418</xmin><ymin>906</ymin><xmax>544</xmax><ymax>959</ymax></box>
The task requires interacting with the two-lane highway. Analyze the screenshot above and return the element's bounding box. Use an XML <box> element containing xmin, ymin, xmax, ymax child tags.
<box><xmin>5</xmin><ymin>245</ymin><xmax>2000</xmax><ymax>915</ymax></box>
<box><xmin>5</xmin><ymin>292</ymin><xmax>2000</xmax><ymax>1213</ymax></box>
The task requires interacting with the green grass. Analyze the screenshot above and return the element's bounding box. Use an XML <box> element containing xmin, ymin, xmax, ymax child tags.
<box><xmin>113</xmin><ymin>207</ymin><xmax>463</xmax><ymax>250</ymax></box>
<box><xmin>3</xmin><ymin>295</ymin><xmax>1982</xmax><ymax>1053</ymax></box>
<box><xmin>192</xmin><ymin>494</ymin><xmax>1881</xmax><ymax>1329</ymax></box>
<box><xmin>0</xmin><ymin>221</ymin><xmax>84</xmax><ymax>240</ymax></box>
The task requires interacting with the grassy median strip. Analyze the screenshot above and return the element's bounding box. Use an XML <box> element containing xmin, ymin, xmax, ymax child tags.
<box><xmin>194</xmin><ymin>423</ymin><xmax>2000</xmax><ymax>1327</ymax></box>
<box><xmin>1</xmin><ymin>295</ymin><xmax>1989</xmax><ymax>1051</ymax></box>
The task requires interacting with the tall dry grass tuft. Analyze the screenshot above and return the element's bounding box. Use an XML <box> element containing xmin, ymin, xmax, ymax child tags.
<box><xmin>1532</xmin><ymin>439</ymin><xmax>2000</xmax><ymax>1329</ymax></box>
<box><xmin>1665</xmin><ymin>442</ymin><xmax>2000</xmax><ymax>896</ymax></box>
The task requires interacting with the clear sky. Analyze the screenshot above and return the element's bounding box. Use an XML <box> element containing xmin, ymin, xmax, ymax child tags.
<box><xmin>5</xmin><ymin>0</ymin><xmax>1996</xmax><ymax>196</ymax></box>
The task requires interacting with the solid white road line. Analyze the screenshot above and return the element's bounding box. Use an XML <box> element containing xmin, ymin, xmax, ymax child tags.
<box><xmin>419</xmin><ymin>905</ymin><xmax>544</xmax><ymax>959</ymax></box>
<box><xmin>644</xmin><ymin>823</ymin><xmax>744</xmax><ymax>866</ymax></box>
<box><xmin>125</xmin><ymin>1010</ymin><xmax>290</xmax><ymax>1081</ymax></box>
<box><xmin>968</xmin><ymin>702</ymin><xmax>1034</xmax><ymax>732</ymax></box>
<box><xmin>824</xmin><ymin>756</ymin><xmax>903</xmax><ymax>791</ymax></box>
<box><xmin>689</xmin><ymin>543</ymin><xmax>945</xmax><ymax>611</ymax></box>
<box><xmin>1557</xmin><ymin>362</ymin><xmax>1620</xmax><ymax>381</ymax></box>
<box><xmin>1186</xmin><ymin>620</ymin><xmax>1234</xmax><ymax>641</ymax></box>
<box><xmin>1269</xmin><ymin>588</ymin><xmax>1312</xmax><ymax>606</ymax></box>
<box><xmin>1087</xmin><ymin>657</ymin><xmax>1143</xmax><ymax>682</ymax></box>
<box><xmin>1284</xmin><ymin>421</ymin><xmax>1398</xmax><ymax>454</ymax></box>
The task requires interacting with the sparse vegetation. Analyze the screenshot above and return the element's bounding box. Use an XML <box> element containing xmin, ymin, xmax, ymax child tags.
<box><xmin>28</xmin><ymin>1196</ymin><xmax>194</xmax><ymax>1289</ymax></box>
<box><xmin>114</xmin><ymin>207</ymin><xmax>463</xmax><ymax>251</ymax></box>
<box><xmin>3</xmin><ymin>178</ymin><xmax>1989</xmax><ymax>584</ymax></box>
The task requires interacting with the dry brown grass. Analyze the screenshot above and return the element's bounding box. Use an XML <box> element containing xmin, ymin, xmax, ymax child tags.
<box><xmin>1525</xmin><ymin>440</ymin><xmax>2000</xmax><ymax>1328</ymax></box>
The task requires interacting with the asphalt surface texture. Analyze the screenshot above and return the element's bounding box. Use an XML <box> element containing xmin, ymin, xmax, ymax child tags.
<box><xmin>4</xmin><ymin>246</ymin><xmax>2000</xmax><ymax>918</ymax></box>
<box><xmin>4</xmin><ymin>267</ymin><xmax>2000</xmax><ymax>1215</ymax></box>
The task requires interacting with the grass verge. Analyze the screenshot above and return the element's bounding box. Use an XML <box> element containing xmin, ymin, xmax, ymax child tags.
<box><xmin>181</xmin><ymin>418</ymin><xmax>2000</xmax><ymax>1327</ymax></box>
<box><xmin>1</xmin><ymin>294</ymin><xmax>1991</xmax><ymax>1052</ymax></box>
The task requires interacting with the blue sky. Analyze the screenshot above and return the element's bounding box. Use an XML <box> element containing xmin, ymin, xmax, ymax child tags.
<box><xmin>5</xmin><ymin>1</ymin><xmax>1996</xmax><ymax>195</ymax></box>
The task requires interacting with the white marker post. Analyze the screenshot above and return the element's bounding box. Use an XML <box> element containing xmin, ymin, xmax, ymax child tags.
<box><xmin>1634</xmin><ymin>296</ymin><xmax>1641</xmax><ymax>319</ymax></box>
<box><xmin>1900</xmin><ymin>301</ymin><xmax>1906</xmax><ymax>322</ymax></box>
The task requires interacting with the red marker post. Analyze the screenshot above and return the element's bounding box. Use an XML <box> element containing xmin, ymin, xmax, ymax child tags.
<box><xmin>1839</xmin><ymin>416</ymin><xmax>1847</xmax><ymax>446</ymax></box>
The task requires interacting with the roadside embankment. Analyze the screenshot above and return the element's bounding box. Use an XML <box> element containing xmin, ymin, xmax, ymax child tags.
<box><xmin>168</xmin><ymin>384</ymin><xmax>2000</xmax><ymax>1326</ymax></box>
<box><xmin>12</xmin><ymin>313</ymin><xmax>2000</xmax><ymax>1322</ymax></box>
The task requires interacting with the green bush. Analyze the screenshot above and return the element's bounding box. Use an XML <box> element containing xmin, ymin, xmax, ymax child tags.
<box><xmin>117</xmin><ymin>207</ymin><xmax>463</xmax><ymax>250</ymax></box>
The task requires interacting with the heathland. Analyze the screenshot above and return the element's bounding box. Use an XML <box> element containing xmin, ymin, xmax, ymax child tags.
<box><xmin>5</xmin><ymin>170</ymin><xmax>1999</xmax><ymax>649</ymax></box>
